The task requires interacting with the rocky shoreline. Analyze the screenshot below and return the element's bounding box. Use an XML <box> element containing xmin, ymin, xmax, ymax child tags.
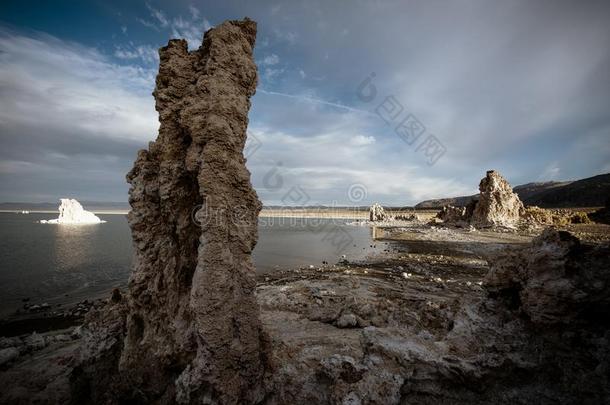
<box><xmin>2</xmin><ymin>219</ymin><xmax>609</xmax><ymax>403</ymax></box>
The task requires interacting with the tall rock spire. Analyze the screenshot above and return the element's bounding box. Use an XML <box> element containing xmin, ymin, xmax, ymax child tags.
<box><xmin>75</xmin><ymin>18</ymin><xmax>266</xmax><ymax>404</ymax></box>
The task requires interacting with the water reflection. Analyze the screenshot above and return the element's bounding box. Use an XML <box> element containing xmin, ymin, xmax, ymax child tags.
<box><xmin>1</xmin><ymin>213</ymin><xmax>384</xmax><ymax>316</ymax></box>
<box><xmin>52</xmin><ymin>223</ymin><xmax>99</xmax><ymax>271</ymax></box>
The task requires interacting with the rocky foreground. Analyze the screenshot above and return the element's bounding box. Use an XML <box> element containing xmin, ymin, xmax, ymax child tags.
<box><xmin>1</xmin><ymin>221</ymin><xmax>609</xmax><ymax>404</ymax></box>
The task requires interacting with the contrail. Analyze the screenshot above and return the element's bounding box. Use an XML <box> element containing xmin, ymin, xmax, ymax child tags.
<box><xmin>258</xmin><ymin>88</ymin><xmax>374</xmax><ymax>116</ymax></box>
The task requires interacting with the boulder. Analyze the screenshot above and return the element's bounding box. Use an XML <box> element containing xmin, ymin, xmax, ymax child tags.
<box><xmin>24</xmin><ymin>332</ymin><xmax>46</xmax><ymax>351</ymax></box>
<box><xmin>336</xmin><ymin>313</ymin><xmax>358</xmax><ymax>328</ymax></box>
<box><xmin>485</xmin><ymin>228</ymin><xmax>610</xmax><ymax>324</ymax></box>
<box><xmin>436</xmin><ymin>205</ymin><xmax>467</xmax><ymax>223</ymax></box>
<box><xmin>0</xmin><ymin>347</ymin><xmax>19</xmax><ymax>366</ymax></box>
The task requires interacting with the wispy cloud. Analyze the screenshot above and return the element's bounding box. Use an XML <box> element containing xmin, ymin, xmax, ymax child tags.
<box><xmin>0</xmin><ymin>30</ymin><xmax>157</xmax><ymax>201</ymax></box>
<box><xmin>258</xmin><ymin>89</ymin><xmax>373</xmax><ymax>116</ymax></box>
<box><xmin>260</xmin><ymin>54</ymin><xmax>280</xmax><ymax>66</ymax></box>
<box><xmin>138</xmin><ymin>4</ymin><xmax>212</xmax><ymax>50</ymax></box>
<box><xmin>137</xmin><ymin>17</ymin><xmax>159</xmax><ymax>31</ymax></box>
<box><xmin>145</xmin><ymin>3</ymin><xmax>169</xmax><ymax>28</ymax></box>
<box><xmin>114</xmin><ymin>44</ymin><xmax>159</xmax><ymax>65</ymax></box>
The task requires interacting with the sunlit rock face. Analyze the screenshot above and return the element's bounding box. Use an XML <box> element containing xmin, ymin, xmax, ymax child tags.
<box><xmin>40</xmin><ymin>198</ymin><xmax>104</xmax><ymax>224</ymax></box>
<box><xmin>471</xmin><ymin>170</ymin><xmax>524</xmax><ymax>227</ymax></box>
<box><xmin>369</xmin><ymin>203</ymin><xmax>386</xmax><ymax>221</ymax></box>
<box><xmin>73</xmin><ymin>18</ymin><xmax>266</xmax><ymax>404</ymax></box>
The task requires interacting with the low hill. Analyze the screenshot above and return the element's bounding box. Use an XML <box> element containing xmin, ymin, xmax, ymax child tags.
<box><xmin>524</xmin><ymin>173</ymin><xmax>610</xmax><ymax>208</ymax></box>
<box><xmin>415</xmin><ymin>174</ymin><xmax>609</xmax><ymax>208</ymax></box>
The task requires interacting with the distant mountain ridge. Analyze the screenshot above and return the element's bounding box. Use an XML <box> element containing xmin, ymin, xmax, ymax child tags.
<box><xmin>415</xmin><ymin>173</ymin><xmax>610</xmax><ymax>208</ymax></box>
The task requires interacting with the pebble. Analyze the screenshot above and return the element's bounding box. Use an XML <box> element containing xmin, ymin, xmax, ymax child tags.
<box><xmin>336</xmin><ymin>313</ymin><xmax>358</xmax><ymax>328</ymax></box>
<box><xmin>53</xmin><ymin>334</ymin><xmax>72</xmax><ymax>343</ymax></box>
<box><xmin>24</xmin><ymin>332</ymin><xmax>46</xmax><ymax>351</ymax></box>
<box><xmin>71</xmin><ymin>325</ymin><xmax>83</xmax><ymax>339</ymax></box>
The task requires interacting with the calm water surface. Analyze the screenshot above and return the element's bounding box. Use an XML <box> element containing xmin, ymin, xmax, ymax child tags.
<box><xmin>0</xmin><ymin>212</ymin><xmax>384</xmax><ymax>316</ymax></box>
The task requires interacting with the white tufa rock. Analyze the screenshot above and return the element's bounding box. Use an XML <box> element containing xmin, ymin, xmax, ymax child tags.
<box><xmin>369</xmin><ymin>203</ymin><xmax>386</xmax><ymax>221</ymax></box>
<box><xmin>40</xmin><ymin>199</ymin><xmax>104</xmax><ymax>224</ymax></box>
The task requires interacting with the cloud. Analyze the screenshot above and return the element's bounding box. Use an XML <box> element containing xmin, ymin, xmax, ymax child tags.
<box><xmin>114</xmin><ymin>44</ymin><xmax>159</xmax><ymax>64</ymax></box>
<box><xmin>139</xmin><ymin>4</ymin><xmax>212</xmax><ymax>50</ymax></box>
<box><xmin>170</xmin><ymin>15</ymin><xmax>212</xmax><ymax>50</ymax></box>
<box><xmin>257</xmin><ymin>89</ymin><xmax>372</xmax><ymax>115</ymax></box>
<box><xmin>539</xmin><ymin>163</ymin><xmax>561</xmax><ymax>181</ymax></box>
<box><xmin>145</xmin><ymin>3</ymin><xmax>169</xmax><ymax>28</ymax></box>
<box><xmin>242</xmin><ymin>0</ymin><xmax>610</xmax><ymax>191</ymax></box>
<box><xmin>3</xmin><ymin>0</ymin><xmax>610</xmax><ymax>205</ymax></box>
<box><xmin>246</xmin><ymin>89</ymin><xmax>473</xmax><ymax>205</ymax></box>
<box><xmin>0</xmin><ymin>29</ymin><xmax>157</xmax><ymax>201</ymax></box>
<box><xmin>260</xmin><ymin>53</ymin><xmax>280</xmax><ymax>66</ymax></box>
<box><xmin>272</xmin><ymin>28</ymin><xmax>297</xmax><ymax>45</ymax></box>
<box><xmin>188</xmin><ymin>5</ymin><xmax>200</xmax><ymax>20</ymax></box>
<box><xmin>137</xmin><ymin>17</ymin><xmax>159</xmax><ymax>31</ymax></box>
<box><xmin>247</xmin><ymin>123</ymin><xmax>472</xmax><ymax>205</ymax></box>
<box><xmin>351</xmin><ymin>135</ymin><xmax>375</xmax><ymax>146</ymax></box>
<box><xmin>261</xmin><ymin>67</ymin><xmax>284</xmax><ymax>82</ymax></box>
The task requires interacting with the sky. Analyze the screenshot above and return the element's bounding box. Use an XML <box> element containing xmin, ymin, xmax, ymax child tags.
<box><xmin>1</xmin><ymin>0</ymin><xmax>609</xmax><ymax>206</ymax></box>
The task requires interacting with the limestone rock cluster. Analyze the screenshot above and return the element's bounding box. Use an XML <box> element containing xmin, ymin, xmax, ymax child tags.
<box><xmin>471</xmin><ymin>170</ymin><xmax>524</xmax><ymax>227</ymax></box>
<box><xmin>439</xmin><ymin>170</ymin><xmax>524</xmax><ymax>227</ymax></box>
<box><xmin>436</xmin><ymin>205</ymin><xmax>467</xmax><ymax>223</ymax></box>
<box><xmin>73</xmin><ymin>18</ymin><xmax>266</xmax><ymax>404</ymax></box>
<box><xmin>369</xmin><ymin>203</ymin><xmax>386</xmax><ymax>221</ymax></box>
<box><xmin>485</xmin><ymin>228</ymin><xmax>610</xmax><ymax>324</ymax></box>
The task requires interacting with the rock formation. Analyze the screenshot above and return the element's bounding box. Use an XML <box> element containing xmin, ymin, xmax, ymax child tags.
<box><xmin>73</xmin><ymin>18</ymin><xmax>266</xmax><ymax>404</ymax></box>
<box><xmin>40</xmin><ymin>198</ymin><xmax>104</xmax><ymax>224</ymax></box>
<box><xmin>521</xmin><ymin>206</ymin><xmax>591</xmax><ymax>227</ymax></box>
<box><xmin>438</xmin><ymin>170</ymin><xmax>524</xmax><ymax>227</ymax></box>
<box><xmin>485</xmin><ymin>228</ymin><xmax>610</xmax><ymax>324</ymax></box>
<box><xmin>436</xmin><ymin>205</ymin><xmax>467</xmax><ymax>223</ymax></box>
<box><xmin>471</xmin><ymin>170</ymin><xmax>524</xmax><ymax>227</ymax></box>
<box><xmin>369</xmin><ymin>203</ymin><xmax>386</xmax><ymax>221</ymax></box>
<box><xmin>590</xmin><ymin>197</ymin><xmax>610</xmax><ymax>224</ymax></box>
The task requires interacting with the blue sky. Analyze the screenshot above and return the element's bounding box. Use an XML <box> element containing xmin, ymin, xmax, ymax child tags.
<box><xmin>1</xmin><ymin>0</ymin><xmax>609</xmax><ymax>205</ymax></box>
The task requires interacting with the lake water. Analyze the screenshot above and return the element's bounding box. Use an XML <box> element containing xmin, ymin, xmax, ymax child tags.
<box><xmin>0</xmin><ymin>212</ymin><xmax>385</xmax><ymax>316</ymax></box>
